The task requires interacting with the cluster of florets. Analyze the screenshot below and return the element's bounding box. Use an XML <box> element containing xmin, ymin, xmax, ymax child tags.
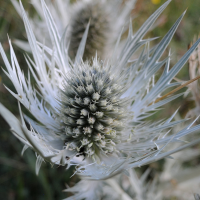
<box><xmin>69</xmin><ymin>1</ymin><xmax>110</xmax><ymax>60</ymax></box>
<box><xmin>58</xmin><ymin>61</ymin><xmax>130</xmax><ymax>160</ymax></box>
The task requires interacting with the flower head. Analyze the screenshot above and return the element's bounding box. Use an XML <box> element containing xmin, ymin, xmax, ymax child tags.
<box><xmin>59</xmin><ymin>59</ymin><xmax>132</xmax><ymax>161</ymax></box>
<box><xmin>1</xmin><ymin>0</ymin><xmax>200</xmax><ymax>180</ymax></box>
<box><xmin>12</xmin><ymin>0</ymin><xmax>136</xmax><ymax>60</ymax></box>
<box><xmin>68</xmin><ymin>0</ymin><xmax>111</xmax><ymax>60</ymax></box>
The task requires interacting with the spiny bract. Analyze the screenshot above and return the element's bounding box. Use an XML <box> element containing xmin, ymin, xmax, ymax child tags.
<box><xmin>12</xmin><ymin>0</ymin><xmax>136</xmax><ymax>60</ymax></box>
<box><xmin>0</xmin><ymin>0</ymin><xmax>200</xmax><ymax>181</ymax></box>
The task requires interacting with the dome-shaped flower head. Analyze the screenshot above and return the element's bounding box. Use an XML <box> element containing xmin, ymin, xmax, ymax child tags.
<box><xmin>1</xmin><ymin>0</ymin><xmax>200</xmax><ymax>179</ymax></box>
<box><xmin>11</xmin><ymin>0</ymin><xmax>136</xmax><ymax>60</ymax></box>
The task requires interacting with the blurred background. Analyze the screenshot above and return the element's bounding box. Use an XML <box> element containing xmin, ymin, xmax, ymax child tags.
<box><xmin>0</xmin><ymin>0</ymin><xmax>200</xmax><ymax>199</ymax></box>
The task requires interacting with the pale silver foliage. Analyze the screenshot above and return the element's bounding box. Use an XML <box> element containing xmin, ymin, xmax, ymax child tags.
<box><xmin>155</xmin><ymin>95</ymin><xmax>200</xmax><ymax>199</ymax></box>
<box><xmin>154</xmin><ymin>42</ymin><xmax>200</xmax><ymax>200</ymax></box>
<box><xmin>1</xmin><ymin>0</ymin><xmax>200</xmax><ymax>183</ymax></box>
<box><xmin>65</xmin><ymin>169</ymin><xmax>161</xmax><ymax>200</ymax></box>
<box><xmin>66</xmin><ymin>156</ymin><xmax>200</xmax><ymax>200</ymax></box>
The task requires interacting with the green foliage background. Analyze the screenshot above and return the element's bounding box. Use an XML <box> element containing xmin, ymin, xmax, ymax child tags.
<box><xmin>0</xmin><ymin>0</ymin><xmax>199</xmax><ymax>199</ymax></box>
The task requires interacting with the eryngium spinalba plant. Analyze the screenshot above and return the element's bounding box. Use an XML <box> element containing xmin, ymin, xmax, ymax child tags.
<box><xmin>11</xmin><ymin>0</ymin><xmax>136</xmax><ymax>61</ymax></box>
<box><xmin>1</xmin><ymin>0</ymin><xmax>200</xmax><ymax>180</ymax></box>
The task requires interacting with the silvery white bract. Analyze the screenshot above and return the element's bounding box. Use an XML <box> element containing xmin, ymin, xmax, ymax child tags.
<box><xmin>65</xmin><ymin>142</ymin><xmax>200</xmax><ymax>200</ymax></box>
<box><xmin>65</xmin><ymin>166</ymin><xmax>200</xmax><ymax>200</ymax></box>
<box><xmin>64</xmin><ymin>180</ymin><xmax>103</xmax><ymax>200</ymax></box>
<box><xmin>64</xmin><ymin>168</ymin><xmax>161</xmax><ymax>200</ymax></box>
<box><xmin>11</xmin><ymin>0</ymin><xmax>136</xmax><ymax>60</ymax></box>
<box><xmin>1</xmin><ymin>0</ymin><xmax>200</xmax><ymax>180</ymax></box>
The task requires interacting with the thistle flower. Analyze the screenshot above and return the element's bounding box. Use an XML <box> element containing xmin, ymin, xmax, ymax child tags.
<box><xmin>1</xmin><ymin>0</ymin><xmax>200</xmax><ymax>180</ymax></box>
<box><xmin>68</xmin><ymin>0</ymin><xmax>112</xmax><ymax>60</ymax></box>
<box><xmin>11</xmin><ymin>0</ymin><xmax>136</xmax><ymax>60</ymax></box>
